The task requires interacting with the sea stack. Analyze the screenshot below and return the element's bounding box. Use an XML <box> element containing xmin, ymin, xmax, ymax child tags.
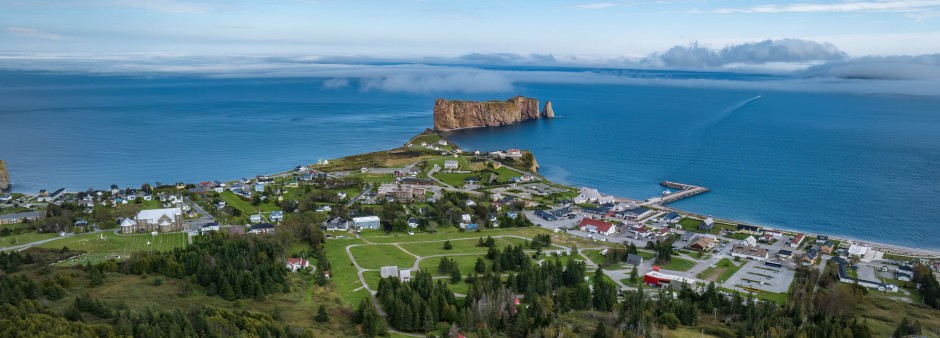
<box><xmin>0</xmin><ymin>160</ymin><xmax>9</xmax><ymax>191</ymax></box>
<box><xmin>433</xmin><ymin>96</ymin><xmax>553</xmax><ymax>130</ymax></box>
<box><xmin>542</xmin><ymin>101</ymin><xmax>555</xmax><ymax>118</ymax></box>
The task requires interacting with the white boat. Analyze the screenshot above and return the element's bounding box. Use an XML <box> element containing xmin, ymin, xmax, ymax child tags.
<box><xmin>662</xmin><ymin>189</ymin><xmax>672</xmax><ymax>196</ymax></box>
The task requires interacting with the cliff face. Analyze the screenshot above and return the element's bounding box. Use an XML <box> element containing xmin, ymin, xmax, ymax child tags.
<box><xmin>433</xmin><ymin>96</ymin><xmax>554</xmax><ymax>130</ymax></box>
<box><xmin>0</xmin><ymin>160</ymin><xmax>9</xmax><ymax>191</ymax></box>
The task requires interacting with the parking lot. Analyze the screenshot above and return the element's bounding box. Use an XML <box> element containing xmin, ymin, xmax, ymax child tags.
<box><xmin>723</xmin><ymin>260</ymin><xmax>795</xmax><ymax>294</ymax></box>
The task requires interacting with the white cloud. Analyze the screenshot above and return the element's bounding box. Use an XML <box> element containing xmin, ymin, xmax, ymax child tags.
<box><xmin>322</xmin><ymin>77</ymin><xmax>350</xmax><ymax>89</ymax></box>
<box><xmin>643</xmin><ymin>39</ymin><xmax>847</xmax><ymax>68</ymax></box>
<box><xmin>5</xmin><ymin>27</ymin><xmax>61</xmax><ymax>40</ymax></box>
<box><xmin>577</xmin><ymin>2</ymin><xmax>621</xmax><ymax>9</ymax></box>
<box><xmin>360</xmin><ymin>72</ymin><xmax>514</xmax><ymax>94</ymax></box>
<box><xmin>713</xmin><ymin>0</ymin><xmax>940</xmax><ymax>14</ymax></box>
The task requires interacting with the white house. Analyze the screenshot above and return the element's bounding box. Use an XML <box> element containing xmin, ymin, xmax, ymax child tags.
<box><xmin>444</xmin><ymin>160</ymin><xmax>459</xmax><ymax>170</ymax></box>
<box><xmin>572</xmin><ymin>188</ymin><xmax>602</xmax><ymax>204</ymax></box>
<box><xmin>461</xmin><ymin>214</ymin><xmax>472</xmax><ymax>223</ymax></box>
<box><xmin>741</xmin><ymin>235</ymin><xmax>758</xmax><ymax>247</ymax></box>
<box><xmin>407</xmin><ymin>218</ymin><xmax>419</xmax><ymax>228</ymax></box>
<box><xmin>250</xmin><ymin>214</ymin><xmax>263</xmax><ymax>223</ymax></box>
<box><xmin>848</xmin><ymin>243</ymin><xmax>870</xmax><ymax>257</ymax></box>
<box><xmin>285</xmin><ymin>258</ymin><xmax>310</xmax><ymax>272</ymax></box>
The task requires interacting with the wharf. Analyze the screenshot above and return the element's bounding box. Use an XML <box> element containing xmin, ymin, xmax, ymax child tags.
<box><xmin>653</xmin><ymin>181</ymin><xmax>709</xmax><ymax>204</ymax></box>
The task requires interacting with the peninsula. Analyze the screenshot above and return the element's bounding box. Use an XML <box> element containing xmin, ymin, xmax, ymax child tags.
<box><xmin>0</xmin><ymin>160</ymin><xmax>10</xmax><ymax>191</ymax></box>
<box><xmin>433</xmin><ymin>96</ymin><xmax>554</xmax><ymax>130</ymax></box>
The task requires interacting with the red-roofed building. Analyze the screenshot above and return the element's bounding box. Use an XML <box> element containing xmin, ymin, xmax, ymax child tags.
<box><xmin>790</xmin><ymin>233</ymin><xmax>806</xmax><ymax>248</ymax></box>
<box><xmin>577</xmin><ymin>218</ymin><xmax>617</xmax><ymax>236</ymax></box>
<box><xmin>285</xmin><ymin>258</ymin><xmax>310</xmax><ymax>272</ymax></box>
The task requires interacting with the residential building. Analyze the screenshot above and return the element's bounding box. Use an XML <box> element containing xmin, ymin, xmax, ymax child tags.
<box><xmin>461</xmin><ymin>214</ymin><xmax>472</xmax><ymax>223</ymax></box>
<box><xmin>200</xmin><ymin>222</ymin><xmax>220</xmax><ymax>233</ymax></box>
<box><xmin>249</xmin><ymin>223</ymin><xmax>275</xmax><ymax>234</ymax></box>
<box><xmin>816</xmin><ymin>235</ymin><xmax>829</xmax><ymax>244</ymax></box>
<box><xmin>572</xmin><ymin>187</ymin><xmax>602</xmax><ymax>204</ymax></box>
<box><xmin>848</xmin><ymin>243</ymin><xmax>870</xmax><ymax>257</ymax></box>
<box><xmin>737</xmin><ymin>224</ymin><xmax>763</xmax><ymax>235</ymax></box>
<box><xmin>690</xmin><ymin>237</ymin><xmax>717</xmax><ymax>251</ymax></box>
<box><xmin>269</xmin><ymin>211</ymin><xmax>284</xmax><ymax>222</ymax></box>
<box><xmin>790</xmin><ymin>233</ymin><xmax>806</xmax><ymax>248</ymax></box>
<box><xmin>285</xmin><ymin>258</ymin><xmax>310</xmax><ymax>272</ymax></box>
<box><xmin>698</xmin><ymin>217</ymin><xmax>715</xmax><ymax>231</ymax></box>
<box><xmin>249</xmin><ymin>214</ymin><xmax>263</xmax><ymax>223</ymax></box>
<box><xmin>444</xmin><ymin>160</ymin><xmax>459</xmax><ymax>170</ymax></box>
<box><xmin>777</xmin><ymin>249</ymin><xmax>794</xmax><ymax>260</ymax></box>
<box><xmin>730</xmin><ymin>244</ymin><xmax>770</xmax><ymax>261</ymax></box>
<box><xmin>819</xmin><ymin>240</ymin><xmax>836</xmax><ymax>254</ymax></box>
<box><xmin>321</xmin><ymin>217</ymin><xmax>350</xmax><ymax>231</ymax></box>
<box><xmin>353</xmin><ymin>216</ymin><xmax>381</xmax><ymax>230</ymax></box>
<box><xmin>626</xmin><ymin>253</ymin><xmax>643</xmax><ymax>266</ymax></box>
<box><xmin>741</xmin><ymin>235</ymin><xmax>758</xmax><ymax>247</ymax></box>
<box><xmin>802</xmin><ymin>248</ymin><xmax>820</xmax><ymax>264</ymax></box>
<box><xmin>663</xmin><ymin>212</ymin><xmax>681</xmax><ymax>224</ymax></box>
<box><xmin>896</xmin><ymin>265</ymin><xmax>914</xmax><ymax>282</ymax></box>
<box><xmin>0</xmin><ymin>211</ymin><xmax>45</xmax><ymax>225</ymax></box>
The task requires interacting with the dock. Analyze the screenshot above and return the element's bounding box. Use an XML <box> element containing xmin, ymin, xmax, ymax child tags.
<box><xmin>653</xmin><ymin>181</ymin><xmax>709</xmax><ymax>204</ymax></box>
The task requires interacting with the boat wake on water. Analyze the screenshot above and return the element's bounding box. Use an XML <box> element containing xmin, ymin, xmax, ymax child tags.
<box><xmin>694</xmin><ymin>95</ymin><xmax>762</xmax><ymax>130</ymax></box>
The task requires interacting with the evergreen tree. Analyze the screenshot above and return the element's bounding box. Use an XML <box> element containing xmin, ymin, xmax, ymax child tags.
<box><xmin>315</xmin><ymin>305</ymin><xmax>329</xmax><ymax>323</ymax></box>
<box><xmin>443</xmin><ymin>240</ymin><xmax>452</xmax><ymax>250</ymax></box>
<box><xmin>592</xmin><ymin>321</ymin><xmax>609</xmax><ymax>338</ymax></box>
<box><xmin>474</xmin><ymin>257</ymin><xmax>486</xmax><ymax>273</ymax></box>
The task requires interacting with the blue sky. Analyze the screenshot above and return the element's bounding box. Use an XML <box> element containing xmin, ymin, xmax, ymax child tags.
<box><xmin>2</xmin><ymin>0</ymin><xmax>939</xmax><ymax>58</ymax></box>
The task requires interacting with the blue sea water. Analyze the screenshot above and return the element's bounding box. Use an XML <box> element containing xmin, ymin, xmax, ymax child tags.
<box><xmin>2</xmin><ymin>70</ymin><xmax>939</xmax><ymax>250</ymax></box>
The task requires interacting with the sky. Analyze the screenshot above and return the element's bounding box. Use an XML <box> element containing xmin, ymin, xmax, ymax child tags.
<box><xmin>2</xmin><ymin>0</ymin><xmax>940</xmax><ymax>58</ymax></box>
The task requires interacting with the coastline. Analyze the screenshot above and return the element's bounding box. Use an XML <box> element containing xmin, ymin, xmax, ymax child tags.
<box><xmin>7</xmin><ymin>129</ymin><xmax>939</xmax><ymax>259</ymax></box>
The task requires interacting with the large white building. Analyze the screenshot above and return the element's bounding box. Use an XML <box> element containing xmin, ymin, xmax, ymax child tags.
<box><xmin>121</xmin><ymin>207</ymin><xmax>183</xmax><ymax>234</ymax></box>
<box><xmin>353</xmin><ymin>216</ymin><xmax>381</xmax><ymax>230</ymax></box>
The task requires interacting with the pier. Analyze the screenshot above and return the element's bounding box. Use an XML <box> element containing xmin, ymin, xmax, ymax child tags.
<box><xmin>651</xmin><ymin>181</ymin><xmax>709</xmax><ymax>204</ymax></box>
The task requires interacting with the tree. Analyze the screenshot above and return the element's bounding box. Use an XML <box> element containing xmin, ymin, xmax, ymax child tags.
<box><xmin>443</xmin><ymin>240</ymin><xmax>452</xmax><ymax>250</ymax></box>
<box><xmin>315</xmin><ymin>305</ymin><xmax>330</xmax><ymax>323</ymax></box>
<box><xmin>450</xmin><ymin>267</ymin><xmax>462</xmax><ymax>283</ymax></box>
<box><xmin>629</xmin><ymin>268</ymin><xmax>639</xmax><ymax>284</ymax></box>
<box><xmin>474</xmin><ymin>257</ymin><xmax>486</xmax><ymax>273</ymax></box>
<box><xmin>592</xmin><ymin>321</ymin><xmax>609</xmax><ymax>338</ymax></box>
<box><xmin>657</xmin><ymin>312</ymin><xmax>680</xmax><ymax>329</ymax></box>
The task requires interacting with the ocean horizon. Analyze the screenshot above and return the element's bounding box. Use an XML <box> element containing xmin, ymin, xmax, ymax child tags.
<box><xmin>2</xmin><ymin>69</ymin><xmax>939</xmax><ymax>250</ymax></box>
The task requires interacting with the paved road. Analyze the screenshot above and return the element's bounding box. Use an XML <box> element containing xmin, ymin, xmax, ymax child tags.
<box><xmin>346</xmin><ymin>183</ymin><xmax>372</xmax><ymax>207</ymax></box>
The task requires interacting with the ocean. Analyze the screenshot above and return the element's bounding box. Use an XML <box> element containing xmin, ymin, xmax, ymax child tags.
<box><xmin>2</xmin><ymin>69</ymin><xmax>939</xmax><ymax>250</ymax></box>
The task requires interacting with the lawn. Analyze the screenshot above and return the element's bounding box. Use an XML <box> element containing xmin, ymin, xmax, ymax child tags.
<box><xmin>658</xmin><ymin>257</ymin><xmax>697</xmax><ymax>272</ymax></box>
<box><xmin>359</xmin><ymin>227</ymin><xmax>548</xmax><ymax>244</ymax></box>
<box><xmin>346</xmin><ymin>173</ymin><xmax>397</xmax><ymax>184</ymax></box>
<box><xmin>425</xmin><ymin>156</ymin><xmax>473</xmax><ymax>172</ymax></box>
<box><xmin>419</xmin><ymin>255</ymin><xmax>487</xmax><ymax>276</ymax></box>
<box><xmin>399</xmin><ymin>236</ymin><xmax>519</xmax><ymax>257</ymax></box>
<box><xmin>363</xmin><ymin>270</ymin><xmax>382</xmax><ymax>290</ymax></box>
<box><xmin>1</xmin><ymin>231</ymin><xmax>59</xmax><ymax>248</ymax></box>
<box><xmin>37</xmin><ymin>231</ymin><xmax>187</xmax><ymax>255</ymax></box>
<box><xmin>433</xmin><ymin>172</ymin><xmax>479</xmax><ymax>187</ymax></box>
<box><xmin>699</xmin><ymin>258</ymin><xmax>743</xmax><ymax>282</ymax></box>
<box><xmin>220</xmin><ymin>191</ymin><xmax>260</xmax><ymax>214</ymax></box>
<box><xmin>323</xmin><ymin>237</ymin><xmax>369</xmax><ymax>305</ymax></box>
<box><xmin>349</xmin><ymin>244</ymin><xmax>416</xmax><ymax>269</ymax></box>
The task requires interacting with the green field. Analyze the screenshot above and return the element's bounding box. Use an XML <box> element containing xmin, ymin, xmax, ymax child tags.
<box><xmin>348</xmin><ymin>244</ymin><xmax>416</xmax><ymax>270</ymax></box>
<box><xmin>1</xmin><ymin>231</ymin><xmax>59</xmax><ymax>248</ymax></box>
<box><xmin>418</xmin><ymin>255</ymin><xmax>486</xmax><ymax>276</ymax></box>
<box><xmin>398</xmin><ymin>236</ymin><xmax>523</xmax><ymax>257</ymax></box>
<box><xmin>658</xmin><ymin>257</ymin><xmax>697</xmax><ymax>272</ymax></box>
<box><xmin>323</xmin><ymin>237</ymin><xmax>370</xmax><ymax>306</ymax></box>
<box><xmin>346</xmin><ymin>173</ymin><xmax>397</xmax><ymax>183</ymax></box>
<box><xmin>700</xmin><ymin>258</ymin><xmax>743</xmax><ymax>282</ymax></box>
<box><xmin>37</xmin><ymin>231</ymin><xmax>187</xmax><ymax>255</ymax></box>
